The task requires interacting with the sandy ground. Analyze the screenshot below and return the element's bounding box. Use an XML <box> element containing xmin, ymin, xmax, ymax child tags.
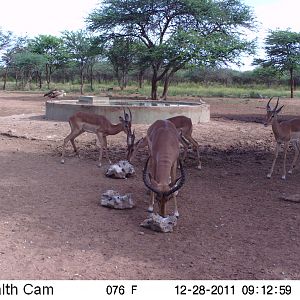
<box><xmin>0</xmin><ymin>91</ymin><xmax>300</xmax><ymax>280</ymax></box>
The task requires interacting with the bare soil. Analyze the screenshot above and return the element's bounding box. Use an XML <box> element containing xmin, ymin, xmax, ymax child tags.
<box><xmin>0</xmin><ymin>91</ymin><xmax>300</xmax><ymax>280</ymax></box>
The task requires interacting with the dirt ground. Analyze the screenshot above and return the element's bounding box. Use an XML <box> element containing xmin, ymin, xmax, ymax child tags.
<box><xmin>0</xmin><ymin>91</ymin><xmax>300</xmax><ymax>280</ymax></box>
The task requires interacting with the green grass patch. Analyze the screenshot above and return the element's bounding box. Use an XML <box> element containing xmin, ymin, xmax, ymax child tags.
<box><xmin>2</xmin><ymin>81</ymin><xmax>300</xmax><ymax>99</ymax></box>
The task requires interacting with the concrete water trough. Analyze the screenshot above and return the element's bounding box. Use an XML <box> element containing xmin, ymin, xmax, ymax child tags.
<box><xmin>45</xmin><ymin>96</ymin><xmax>210</xmax><ymax>124</ymax></box>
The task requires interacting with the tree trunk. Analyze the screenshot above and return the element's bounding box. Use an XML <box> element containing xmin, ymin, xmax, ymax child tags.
<box><xmin>290</xmin><ymin>68</ymin><xmax>294</xmax><ymax>98</ymax></box>
<box><xmin>46</xmin><ymin>64</ymin><xmax>50</xmax><ymax>89</ymax></box>
<box><xmin>161</xmin><ymin>72</ymin><xmax>173</xmax><ymax>100</ymax></box>
<box><xmin>38</xmin><ymin>71</ymin><xmax>42</xmax><ymax>89</ymax></box>
<box><xmin>80</xmin><ymin>62</ymin><xmax>84</xmax><ymax>95</ymax></box>
<box><xmin>138</xmin><ymin>70</ymin><xmax>144</xmax><ymax>89</ymax></box>
<box><xmin>151</xmin><ymin>67</ymin><xmax>158</xmax><ymax>100</ymax></box>
<box><xmin>161</xmin><ymin>67</ymin><xmax>179</xmax><ymax>100</ymax></box>
<box><xmin>2</xmin><ymin>67</ymin><xmax>8</xmax><ymax>90</ymax></box>
<box><xmin>90</xmin><ymin>64</ymin><xmax>94</xmax><ymax>91</ymax></box>
<box><xmin>121</xmin><ymin>70</ymin><xmax>128</xmax><ymax>90</ymax></box>
<box><xmin>15</xmin><ymin>72</ymin><xmax>18</xmax><ymax>89</ymax></box>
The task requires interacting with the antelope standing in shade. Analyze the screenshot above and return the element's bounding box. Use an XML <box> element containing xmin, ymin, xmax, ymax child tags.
<box><xmin>143</xmin><ymin>119</ymin><xmax>185</xmax><ymax>217</ymax></box>
<box><xmin>61</xmin><ymin>109</ymin><xmax>132</xmax><ymax>167</ymax></box>
<box><xmin>264</xmin><ymin>97</ymin><xmax>300</xmax><ymax>179</ymax></box>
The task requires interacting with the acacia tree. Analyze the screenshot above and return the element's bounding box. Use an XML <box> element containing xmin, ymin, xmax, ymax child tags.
<box><xmin>12</xmin><ymin>51</ymin><xmax>47</xmax><ymax>89</ymax></box>
<box><xmin>1</xmin><ymin>29</ymin><xmax>14</xmax><ymax>89</ymax></box>
<box><xmin>107</xmin><ymin>37</ymin><xmax>137</xmax><ymax>90</ymax></box>
<box><xmin>254</xmin><ymin>30</ymin><xmax>300</xmax><ymax>98</ymax></box>
<box><xmin>87</xmin><ymin>0</ymin><xmax>256</xmax><ymax>99</ymax></box>
<box><xmin>28</xmin><ymin>35</ymin><xmax>65</xmax><ymax>88</ymax></box>
<box><xmin>62</xmin><ymin>30</ymin><xmax>100</xmax><ymax>94</ymax></box>
<box><xmin>1</xmin><ymin>35</ymin><xmax>28</xmax><ymax>90</ymax></box>
<box><xmin>0</xmin><ymin>28</ymin><xmax>13</xmax><ymax>51</ymax></box>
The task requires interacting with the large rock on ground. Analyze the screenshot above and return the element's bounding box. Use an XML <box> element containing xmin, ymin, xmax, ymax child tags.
<box><xmin>140</xmin><ymin>213</ymin><xmax>178</xmax><ymax>233</ymax></box>
<box><xmin>100</xmin><ymin>190</ymin><xmax>134</xmax><ymax>209</ymax></box>
<box><xmin>105</xmin><ymin>160</ymin><xmax>135</xmax><ymax>179</ymax></box>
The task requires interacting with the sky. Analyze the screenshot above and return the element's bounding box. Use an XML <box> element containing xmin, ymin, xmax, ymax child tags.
<box><xmin>0</xmin><ymin>0</ymin><xmax>100</xmax><ymax>37</ymax></box>
<box><xmin>0</xmin><ymin>0</ymin><xmax>299</xmax><ymax>70</ymax></box>
<box><xmin>240</xmin><ymin>0</ymin><xmax>300</xmax><ymax>69</ymax></box>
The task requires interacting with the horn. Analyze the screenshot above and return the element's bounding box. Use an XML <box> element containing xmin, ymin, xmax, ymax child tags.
<box><xmin>143</xmin><ymin>157</ymin><xmax>186</xmax><ymax>197</ymax></box>
<box><xmin>267</xmin><ymin>97</ymin><xmax>273</xmax><ymax>110</ymax></box>
<box><xmin>276</xmin><ymin>105</ymin><xmax>284</xmax><ymax>113</ymax></box>
<box><xmin>122</xmin><ymin>107</ymin><xmax>128</xmax><ymax>121</ymax></box>
<box><xmin>164</xmin><ymin>159</ymin><xmax>185</xmax><ymax>197</ymax></box>
<box><xmin>128</xmin><ymin>107</ymin><xmax>132</xmax><ymax>122</ymax></box>
<box><xmin>274</xmin><ymin>97</ymin><xmax>280</xmax><ymax>111</ymax></box>
<box><xmin>142</xmin><ymin>156</ymin><xmax>162</xmax><ymax>195</ymax></box>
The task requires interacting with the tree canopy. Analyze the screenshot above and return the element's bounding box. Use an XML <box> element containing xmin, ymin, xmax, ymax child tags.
<box><xmin>87</xmin><ymin>0</ymin><xmax>257</xmax><ymax>99</ymax></box>
<box><xmin>254</xmin><ymin>29</ymin><xmax>300</xmax><ymax>98</ymax></box>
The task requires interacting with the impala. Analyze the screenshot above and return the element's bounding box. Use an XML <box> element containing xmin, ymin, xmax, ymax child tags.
<box><xmin>142</xmin><ymin>119</ymin><xmax>185</xmax><ymax>217</ymax></box>
<box><xmin>61</xmin><ymin>109</ymin><xmax>132</xmax><ymax>167</ymax></box>
<box><xmin>264</xmin><ymin>97</ymin><xmax>300</xmax><ymax>179</ymax></box>
<box><xmin>127</xmin><ymin>115</ymin><xmax>201</xmax><ymax>169</ymax></box>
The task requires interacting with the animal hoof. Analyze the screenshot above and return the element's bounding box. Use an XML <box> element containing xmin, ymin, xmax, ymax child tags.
<box><xmin>196</xmin><ymin>165</ymin><xmax>202</xmax><ymax>170</ymax></box>
<box><xmin>281</xmin><ymin>175</ymin><xmax>286</xmax><ymax>180</ymax></box>
<box><xmin>97</xmin><ymin>163</ymin><xmax>102</xmax><ymax>168</ymax></box>
<box><xmin>267</xmin><ymin>174</ymin><xmax>271</xmax><ymax>179</ymax></box>
<box><xmin>60</xmin><ymin>159</ymin><xmax>65</xmax><ymax>164</ymax></box>
<box><xmin>288</xmin><ymin>170</ymin><xmax>293</xmax><ymax>174</ymax></box>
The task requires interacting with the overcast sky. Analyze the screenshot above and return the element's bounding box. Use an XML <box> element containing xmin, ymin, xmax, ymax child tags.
<box><xmin>0</xmin><ymin>0</ymin><xmax>100</xmax><ymax>37</ymax></box>
<box><xmin>1</xmin><ymin>0</ymin><xmax>299</xmax><ymax>70</ymax></box>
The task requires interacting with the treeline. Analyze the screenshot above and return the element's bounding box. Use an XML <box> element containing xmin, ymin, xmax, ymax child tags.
<box><xmin>0</xmin><ymin>29</ymin><xmax>298</xmax><ymax>96</ymax></box>
<box><xmin>1</xmin><ymin>0</ymin><xmax>300</xmax><ymax>98</ymax></box>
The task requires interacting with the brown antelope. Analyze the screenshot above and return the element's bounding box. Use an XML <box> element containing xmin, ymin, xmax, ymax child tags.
<box><xmin>142</xmin><ymin>119</ymin><xmax>185</xmax><ymax>217</ymax></box>
<box><xmin>127</xmin><ymin>115</ymin><xmax>201</xmax><ymax>169</ymax></box>
<box><xmin>61</xmin><ymin>109</ymin><xmax>132</xmax><ymax>167</ymax></box>
<box><xmin>264</xmin><ymin>97</ymin><xmax>300</xmax><ymax>179</ymax></box>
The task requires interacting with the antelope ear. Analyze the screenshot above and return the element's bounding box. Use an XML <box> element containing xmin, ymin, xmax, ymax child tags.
<box><xmin>276</xmin><ymin>105</ymin><xmax>284</xmax><ymax>113</ymax></box>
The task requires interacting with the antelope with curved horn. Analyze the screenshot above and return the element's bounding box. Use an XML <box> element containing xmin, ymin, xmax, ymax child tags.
<box><xmin>143</xmin><ymin>119</ymin><xmax>185</xmax><ymax>217</ymax></box>
<box><xmin>127</xmin><ymin>115</ymin><xmax>201</xmax><ymax>169</ymax></box>
<box><xmin>61</xmin><ymin>108</ymin><xmax>132</xmax><ymax>167</ymax></box>
<box><xmin>264</xmin><ymin>97</ymin><xmax>300</xmax><ymax>179</ymax></box>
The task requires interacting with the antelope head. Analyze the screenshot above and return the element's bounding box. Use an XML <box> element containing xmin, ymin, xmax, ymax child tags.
<box><xmin>264</xmin><ymin>97</ymin><xmax>284</xmax><ymax>127</ymax></box>
<box><xmin>143</xmin><ymin>156</ymin><xmax>185</xmax><ymax>215</ymax></box>
<box><xmin>119</xmin><ymin>107</ymin><xmax>133</xmax><ymax>135</ymax></box>
<box><xmin>126</xmin><ymin>129</ymin><xmax>136</xmax><ymax>160</ymax></box>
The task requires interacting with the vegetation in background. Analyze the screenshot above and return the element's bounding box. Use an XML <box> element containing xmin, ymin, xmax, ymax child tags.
<box><xmin>254</xmin><ymin>30</ymin><xmax>300</xmax><ymax>98</ymax></box>
<box><xmin>1</xmin><ymin>6</ymin><xmax>300</xmax><ymax>100</ymax></box>
<box><xmin>87</xmin><ymin>0</ymin><xmax>256</xmax><ymax>100</ymax></box>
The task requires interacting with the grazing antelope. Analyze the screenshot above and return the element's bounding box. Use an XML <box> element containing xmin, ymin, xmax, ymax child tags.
<box><xmin>264</xmin><ymin>97</ymin><xmax>300</xmax><ymax>179</ymax></box>
<box><xmin>127</xmin><ymin>115</ymin><xmax>201</xmax><ymax>169</ymax></box>
<box><xmin>61</xmin><ymin>109</ymin><xmax>132</xmax><ymax>167</ymax></box>
<box><xmin>143</xmin><ymin>119</ymin><xmax>185</xmax><ymax>217</ymax></box>
<box><xmin>44</xmin><ymin>89</ymin><xmax>66</xmax><ymax>98</ymax></box>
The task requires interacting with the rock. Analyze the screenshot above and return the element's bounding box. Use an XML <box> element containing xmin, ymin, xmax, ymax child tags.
<box><xmin>280</xmin><ymin>194</ymin><xmax>300</xmax><ymax>203</ymax></box>
<box><xmin>100</xmin><ymin>190</ymin><xmax>134</xmax><ymax>209</ymax></box>
<box><xmin>105</xmin><ymin>160</ymin><xmax>135</xmax><ymax>179</ymax></box>
<box><xmin>140</xmin><ymin>213</ymin><xmax>178</xmax><ymax>233</ymax></box>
